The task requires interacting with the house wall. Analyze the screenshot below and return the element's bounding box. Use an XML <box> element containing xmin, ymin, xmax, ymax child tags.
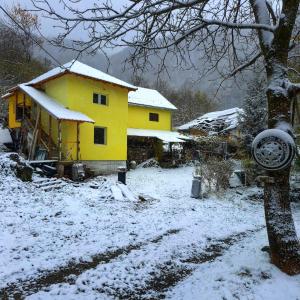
<box><xmin>42</xmin><ymin>74</ymin><xmax>129</xmax><ymax>161</ymax></box>
<box><xmin>44</xmin><ymin>76</ymin><xmax>69</xmax><ymax>107</ymax></box>
<box><xmin>8</xmin><ymin>92</ymin><xmax>31</xmax><ymax>128</ymax></box>
<box><xmin>128</xmin><ymin>105</ymin><xmax>172</xmax><ymax>130</ymax></box>
<box><xmin>6</xmin><ymin>73</ymin><xmax>174</xmax><ymax>167</ymax></box>
<box><xmin>8</xmin><ymin>95</ymin><xmax>20</xmax><ymax>128</ymax></box>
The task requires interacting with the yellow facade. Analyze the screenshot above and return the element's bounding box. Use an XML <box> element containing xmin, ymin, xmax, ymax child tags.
<box><xmin>6</xmin><ymin>73</ymin><xmax>174</xmax><ymax>162</ymax></box>
<box><xmin>42</xmin><ymin>74</ymin><xmax>129</xmax><ymax>161</ymax></box>
<box><xmin>8</xmin><ymin>92</ymin><xmax>30</xmax><ymax>128</ymax></box>
<box><xmin>128</xmin><ymin>105</ymin><xmax>172</xmax><ymax>131</ymax></box>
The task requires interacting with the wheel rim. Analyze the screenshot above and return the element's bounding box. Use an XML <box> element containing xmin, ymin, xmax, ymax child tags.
<box><xmin>252</xmin><ymin>129</ymin><xmax>295</xmax><ymax>170</ymax></box>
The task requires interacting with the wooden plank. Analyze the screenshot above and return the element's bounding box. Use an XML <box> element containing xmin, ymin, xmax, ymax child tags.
<box><xmin>76</xmin><ymin>122</ymin><xmax>80</xmax><ymax>161</ymax></box>
<box><xmin>28</xmin><ymin>106</ymin><xmax>41</xmax><ymax>160</ymax></box>
<box><xmin>37</xmin><ymin>107</ymin><xmax>42</xmax><ymax>146</ymax></box>
<box><xmin>15</xmin><ymin>92</ymin><xmax>18</xmax><ymax>121</ymax></box>
<box><xmin>23</xmin><ymin>93</ymin><xmax>26</xmax><ymax>120</ymax></box>
<box><xmin>28</xmin><ymin>159</ymin><xmax>58</xmax><ymax>164</ymax></box>
<box><xmin>58</xmin><ymin>120</ymin><xmax>62</xmax><ymax>161</ymax></box>
<box><xmin>48</xmin><ymin>115</ymin><xmax>52</xmax><ymax>158</ymax></box>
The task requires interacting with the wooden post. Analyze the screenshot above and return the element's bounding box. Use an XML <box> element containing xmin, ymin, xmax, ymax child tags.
<box><xmin>15</xmin><ymin>92</ymin><xmax>18</xmax><ymax>122</ymax></box>
<box><xmin>29</xmin><ymin>106</ymin><xmax>40</xmax><ymax>160</ymax></box>
<box><xmin>58</xmin><ymin>120</ymin><xmax>62</xmax><ymax>161</ymax></box>
<box><xmin>37</xmin><ymin>107</ymin><xmax>41</xmax><ymax>146</ymax></box>
<box><xmin>76</xmin><ymin>122</ymin><xmax>80</xmax><ymax>161</ymax></box>
<box><xmin>48</xmin><ymin>115</ymin><xmax>52</xmax><ymax>158</ymax></box>
<box><xmin>23</xmin><ymin>94</ymin><xmax>26</xmax><ymax>120</ymax></box>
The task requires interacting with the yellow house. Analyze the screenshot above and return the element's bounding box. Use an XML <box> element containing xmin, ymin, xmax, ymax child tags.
<box><xmin>2</xmin><ymin>60</ymin><xmax>182</xmax><ymax>173</ymax></box>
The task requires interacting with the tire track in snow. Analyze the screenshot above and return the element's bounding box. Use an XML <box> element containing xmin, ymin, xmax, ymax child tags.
<box><xmin>0</xmin><ymin>229</ymin><xmax>180</xmax><ymax>299</ymax></box>
<box><xmin>106</xmin><ymin>226</ymin><xmax>265</xmax><ymax>300</ymax></box>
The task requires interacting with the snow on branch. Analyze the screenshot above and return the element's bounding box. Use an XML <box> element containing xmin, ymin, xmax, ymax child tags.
<box><xmin>201</xmin><ymin>18</ymin><xmax>275</xmax><ymax>32</ymax></box>
<box><xmin>27</xmin><ymin>0</ymin><xmax>298</xmax><ymax>84</ymax></box>
<box><xmin>250</xmin><ymin>0</ymin><xmax>273</xmax><ymax>48</ymax></box>
<box><xmin>228</xmin><ymin>52</ymin><xmax>262</xmax><ymax>77</ymax></box>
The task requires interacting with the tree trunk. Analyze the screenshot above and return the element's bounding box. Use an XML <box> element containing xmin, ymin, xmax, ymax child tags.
<box><xmin>264</xmin><ymin>75</ymin><xmax>300</xmax><ymax>275</ymax></box>
<box><xmin>264</xmin><ymin>169</ymin><xmax>300</xmax><ymax>274</ymax></box>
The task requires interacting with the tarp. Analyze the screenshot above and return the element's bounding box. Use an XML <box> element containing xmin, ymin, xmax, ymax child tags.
<box><xmin>0</xmin><ymin>128</ymin><xmax>12</xmax><ymax>144</ymax></box>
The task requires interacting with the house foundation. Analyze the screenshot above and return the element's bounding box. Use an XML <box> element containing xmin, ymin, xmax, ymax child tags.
<box><xmin>82</xmin><ymin>160</ymin><xmax>126</xmax><ymax>175</ymax></box>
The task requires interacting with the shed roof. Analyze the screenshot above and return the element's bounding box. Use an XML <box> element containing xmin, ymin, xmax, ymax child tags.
<box><xmin>128</xmin><ymin>87</ymin><xmax>177</xmax><ymax>110</ymax></box>
<box><xmin>178</xmin><ymin>107</ymin><xmax>243</xmax><ymax>133</ymax></box>
<box><xmin>19</xmin><ymin>84</ymin><xmax>94</xmax><ymax>123</ymax></box>
<box><xmin>27</xmin><ymin>60</ymin><xmax>136</xmax><ymax>90</ymax></box>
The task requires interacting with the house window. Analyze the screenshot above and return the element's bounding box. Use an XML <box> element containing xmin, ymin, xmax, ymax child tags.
<box><xmin>149</xmin><ymin>112</ymin><xmax>159</xmax><ymax>122</ymax></box>
<box><xmin>16</xmin><ymin>106</ymin><xmax>23</xmax><ymax>121</ymax></box>
<box><xmin>94</xmin><ymin>127</ymin><xmax>107</xmax><ymax>145</ymax></box>
<box><xmin>93</xmin><ymin>93</ymin><xmax>107</xmax><ymax>105</ymax></box>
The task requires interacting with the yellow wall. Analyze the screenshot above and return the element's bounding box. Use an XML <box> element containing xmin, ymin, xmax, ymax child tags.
<box><xmin>128</xmin><ymin>105</ymin><xmax>172</xmax><ymax>130</ymax></box>
<box><xmin>8</xmin><ymin>95</ymin><xmax>20</xmax><ymax>128</ymax></box>
<box><xmin>8</xmin><ymin>92</ymin><xmax>31</xmax><ymax>128</ymax></box>
<box><xmin>44</xmin><ymin>76</ymin><xmax>69</xmax><ymax>107</ymax></box>
<box><xmin>7</xmin><ymin>73</ymin><xmax>174</xmax><ymax>162</ymax></box>
<box><xmin>43</xmin><ymin>74</ymin><xmax>129</xmax><ymax>161</ymax></box>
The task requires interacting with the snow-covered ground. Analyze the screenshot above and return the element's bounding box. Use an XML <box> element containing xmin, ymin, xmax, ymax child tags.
<box><xmin>0</xmin><ymin>153</ymin><xmax>299</xmax><ymax>299</ymax></box>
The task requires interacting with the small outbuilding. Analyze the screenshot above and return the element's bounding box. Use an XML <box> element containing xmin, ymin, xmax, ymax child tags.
<box><xmin>177</xmin><ymin>107</ymin><xmax>243</xmax><ymax>140</ymax></box>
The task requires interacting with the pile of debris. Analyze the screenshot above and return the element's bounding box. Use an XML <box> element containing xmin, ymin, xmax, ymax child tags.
<box><xmin>0</xmin><ymin>127</ymin><xmax>13</xmax><ymax>152</ymax></box>
<box><xmin>0</xmin><ymin>153</ymin><xmax>33</xmax><ymax>182</ymax></box>
<box><xmin>178</xmin><ymin>107</ymin><xmax>243</xmax><ymax>136</ymax></box>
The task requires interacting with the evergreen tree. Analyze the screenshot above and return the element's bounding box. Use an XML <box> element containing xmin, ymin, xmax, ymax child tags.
<box><xmin>239</xmin><ymin>77</ymin><xmax>267</xmax><ymax>139</ymax></box>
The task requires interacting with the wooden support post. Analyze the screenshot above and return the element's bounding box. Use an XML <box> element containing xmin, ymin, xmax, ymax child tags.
<box><xmin>48</xmin><ymin>115</ymin><xmax>52</xmax><ymax>158</ymax></box>
<box><xmin>58</xmin><ymin>120</ymin><xmax>62</xmax><ymax>161</ymax></box>
<box><xmin>37</xmin><ymin>108</ymin><xmax>41</xmax><ymax>146</ymax></box>
<box><xmin>29</xmin><ymin>106</ymin><xmax>41</xmax><ymax>160</ymax></box>
<box><xmin>15</xmin><ymin>92</ymin><xmax>18</xmax><ymax>122</ymax></box>
<box><xmin>76</xmin><ymin>122</ymin><xmax>80</xmax><ymax>161</ymax></box>
<box><xmin>23</xmin><ymin>94</ymin><xmax>26</xmax><ymax>120</ymax></box>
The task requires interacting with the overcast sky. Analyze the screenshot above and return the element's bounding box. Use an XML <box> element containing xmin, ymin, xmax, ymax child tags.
<box><xmin>1</xmin><ymin>0</ymin><xmax>128</xmax><ymax>39</ymax></box>
<box><xmin>0</xmin><ymin>0</ymin><xmax>131</xmax><ymax>57</ymax></box>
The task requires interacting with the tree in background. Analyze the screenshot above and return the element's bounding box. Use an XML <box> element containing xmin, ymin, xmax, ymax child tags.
<box><xmin>130</xmin><ymin>74</ymin><xmax>151</xmax><ymax>89</ymax></box>
<box><xmin>133</xmin><ymin>77</ymin><xmax>217</xmax><ymax>126</ymax></box>
<box><xmin>239</xmin><ymin>77</ymin><xmax>268</xmax><ymax>140</ymax></box>
<box><xmin>169</xmin><ymin>82</ymin><xmax>217</xmax><ymax>126</ymax></box>
<box><xmin>0</xmin><ymin>4</ymin><xmax>50</xmax><ymax>92</ymax></box>
<box><xmin>27</xmin><ymin>0</ymin><xmax>300</xmax><ymax>274</ymax></box>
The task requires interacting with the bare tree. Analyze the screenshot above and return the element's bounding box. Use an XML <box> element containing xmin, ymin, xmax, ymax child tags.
<box><xmin>29</xmin><ymin>0</ymin><xmax>300</xmax><ymax>274</ymax></box>
<box><xmin>0</xmin><ymin>4</ymin><xmax>49</xmax><ymax>90</ymax></box>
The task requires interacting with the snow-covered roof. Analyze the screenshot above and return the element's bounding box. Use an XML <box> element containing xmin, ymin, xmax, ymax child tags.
<box><xmin>19</xmin><ymin>84</ymin><xmax>94</xmax><ymax>123</ymax></box>
<box><xmin>178</xmin><ymin>107</ymin><xmax>243</xmax><ymax>134</ymax></box>
<box><xmin>127</xmin><ymin>128</ymin><xmax>189</xmax><ymax>142</ymax></box>
<box><xmin>128</xmin><ymin>87</ymin><xmax>177</xmax><ymax>110</ymax></box>
<box><xmin>27</xmin><ymin>60</ymin><xmax>136</xmax><ymax>90</ymax></box>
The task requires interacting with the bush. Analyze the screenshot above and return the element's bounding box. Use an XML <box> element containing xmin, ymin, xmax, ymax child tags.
<box><xmin>241</xmin><ymin>158</ymin><xmax>264</xmax><ymax>186</ymax></box>
<box><xmin>197</xmin><ymin>157</ymin><xmax>234</xmax><ymax>192</ymax></box>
